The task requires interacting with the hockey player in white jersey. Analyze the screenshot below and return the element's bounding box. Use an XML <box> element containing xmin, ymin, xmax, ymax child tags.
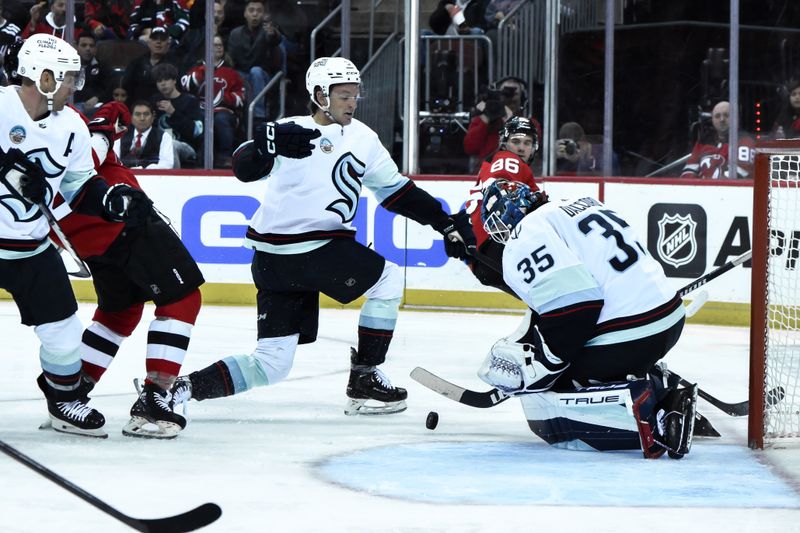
<box><xmin>477</xmin><ymin>180</ymin><xmax>697</xmax><ymax>458</ymax></box>
<box><xmin>171</xmin><ymin>57</ymin><xmax>475</xmax><ymax>415</ymax></box>
<box><xmin>0</xmin><ymin>34</ymin><xmax>156</xmax><ymax>437</ymax></box>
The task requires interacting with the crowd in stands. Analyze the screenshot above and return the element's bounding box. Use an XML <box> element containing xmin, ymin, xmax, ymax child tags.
<box><xmin>0</xmin><ymin>0</ymin><xmax>303</xmax><ymax>169</ymax></box>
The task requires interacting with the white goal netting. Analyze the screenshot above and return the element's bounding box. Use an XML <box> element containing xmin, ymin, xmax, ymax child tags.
<box><xmin>762</xmin><ymin>154</ymin><xmax>800</xmax><ymax>440</ymax></box>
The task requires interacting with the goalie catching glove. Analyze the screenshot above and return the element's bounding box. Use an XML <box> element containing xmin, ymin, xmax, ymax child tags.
<box><xmin>254</xmin><ymin>121</ymin><xmax>321</xmax><ymax>159</ymax></box>
<box><xmin>433</xmin><ymin>210</ymin><xmax>477</xmax><ymax>260</ymax></box>
<box><xmin>478</xmin><ymin>327</ymin><xmax>569</xmax><ymax>395</ymax></box>
<box><xmin>102</xmin><ymin>184</ymin><xmax>153</xmax><ymax>226</ymax></box>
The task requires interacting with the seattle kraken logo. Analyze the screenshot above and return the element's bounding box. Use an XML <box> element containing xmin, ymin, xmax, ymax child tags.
<box><xmin>0</xmin><ymin>148</ymin><xmax>64</xmax><ymax>223</ymax></box>
<box><xmin>326</xmin><ymin>153</ymin><xmax>366</xmax><ymax>223</ymax></box>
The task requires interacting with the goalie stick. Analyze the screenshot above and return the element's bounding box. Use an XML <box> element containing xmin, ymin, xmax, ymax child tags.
<box><xmin>0</xmin><ymin>438</ymin><xmax>221</xmax><ymax>532</ymax></box>
<box><xmin>410</xmin><ymin>367</ymin><xmax>721</xmax><ymax>437</ymax></box>
<box><xmin>410</xmin><ymin>366</ymin><xmax>785</xmax><ymax>418</ymax></box>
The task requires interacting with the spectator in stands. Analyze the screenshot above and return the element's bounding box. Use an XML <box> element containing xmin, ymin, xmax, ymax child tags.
<box><xmin>176</xmin><ymin>0</ymin><xmax>227</xmax><ymax>72</ymax></box>
<box><xmin>555</xmin><ymin>121</ymin><xmax>599</xmax><ymax>175</ymax></box>
<box><xmin>182</xmin><ymin>34</ymin><xmax>245</xmax><ymax>168</ymax></box>
<box><xmin>83</xmin><ymin>0</ymin><xmax>131</xmax><ymax>40</ymax></box>
<box><xmin>121</xmin><ymin>26</ymin><xmax>176</xmax><ymax>104</ymax></box>
<box><xmin>463</xmin><ymin>75</ymin><xmax>541</xmax><ymax>172</ymax></box>
<box><xmin>151</xmin><ymin>62</ymin><xmax>203</xmax><ymax>168</ymax></box>
<box><xmin>429</xmin><ymin>0</ymin><xmax>490</xmax><ymax>35</ymax></box>
<box><xmin>73</xmin><ymin>32</ymin><xmax>113</xmax><ymax>116</ymax></box>
<box><xmin>771</xmin><ymin>80</ymin><xmax>800</xmax><ymax>140</ymax></box>
<box><xmin>116</xmin><ymin>100</ymin><xmax>175</xmax><ymax>169</ymax></box>
<box><xmin>23</xmin><ymin>0</ymin><xmax>79</xmax><ymax>39</ymax></box>
<box><xmin>227</xmin><ymin>0</ymin><xmax>282</xmax><ymax>120</ymax></box>
<box><xmin>680</xmin><ymin>100</ymin><xmax>755</xmax><ymax>180</ymax></box>
<box><xmin>129</xmin><ymin>0</ymin><xmax>190</xmax><ymax>43</ymax></box>
<box><xmin>111</xmin><ymin>80</ymin><xmax>129</xmax><ymax>105</ymax></box>
<box><xmin>0</xmin><ymin>3</ymin><xmax>21</xmax><ymax>85</ymax></box>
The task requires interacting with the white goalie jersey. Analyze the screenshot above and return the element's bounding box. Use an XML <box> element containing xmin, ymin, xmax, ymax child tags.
<box><xmin>502</xmin><ymin>197</ymin><xmax>683</xmax><ymax>346</ymax></box>
<box><xmin>245</xmin><ymin>115</ymin><xmax>409</xmax><ymax>253</ymax></box>
<box><xmin>0</xmin><ymin>86</ymin><xmax>94</xmax><ymax>258</ymax></box>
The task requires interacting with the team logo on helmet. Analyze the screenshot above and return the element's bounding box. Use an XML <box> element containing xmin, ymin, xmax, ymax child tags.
<box><xmin>320</xmin><ymin>137</ymin><xmax>334</xmax><ymax>154</ymax></box>
<box><xmin>656</xmin><ymin>213</ymin><xmax>697</xmax><ymax>268</ymax></box>
<box><xmin>8</xmin><ymin>125</ymin><xmax>26</xmax><ymax>144</ymax></box>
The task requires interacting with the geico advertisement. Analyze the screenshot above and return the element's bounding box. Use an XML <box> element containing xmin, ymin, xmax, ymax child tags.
<box><xmin>134</xmin><ymin>175</ymin><xmax>764</xmax><ymax>303</ymax></box>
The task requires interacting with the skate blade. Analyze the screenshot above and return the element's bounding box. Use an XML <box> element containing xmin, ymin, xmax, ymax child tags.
<box><xmin>40</xmin><ymin>416</ymin><xmax>108</xmax><ymax>439</ymax></box>
<box><xmin>344</xmin><ymin>398</ymin><xmax>407</xmax><ymax>416</ymax></box>
<box><xmin>122</xmin><ymin>416</ymin><xmax>182</xmax><ymax>439</ymax></box>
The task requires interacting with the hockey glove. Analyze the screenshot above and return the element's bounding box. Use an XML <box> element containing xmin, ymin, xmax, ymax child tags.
<box><xmin>434</xmin><ymin>210</ymin><xmax>477</xmax><ymax>260</ymax></box>
<box><xmin>102</xmin><ymin>184</ymin><xmax>153</xmax><ymax>226</ymax></box>
<box><xmin>478</xmin><ymin>334</ymin><xmax>569</xmax><ymax>395</ymax></box>
<box><xmin>2</xmin><ymin>148</ymin><xmax>49</xmax><ymax>204</ymax></box>
<box><xmin>254</xmin><ymin>121</ymin><xmax>321</xmax><ymax>159</ymax></box>
<box><xmin>88</xmin><ymin>101</ymin><xmax>132</xmax><ymax>142</ymax></box>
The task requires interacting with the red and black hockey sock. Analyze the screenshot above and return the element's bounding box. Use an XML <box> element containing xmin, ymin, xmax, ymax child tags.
<box><xmin>145</xmin><ymin>290</ymin><xmax>201</xmax><ymax>390</ymax></box>
<box><xmin>81</xmin><ymin>304</ymin><xmax>144</xmax><ymax>382</ymax></box>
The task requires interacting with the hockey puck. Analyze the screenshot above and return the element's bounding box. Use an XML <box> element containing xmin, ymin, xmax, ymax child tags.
<box><xmin>426</xmin><ymin>411</ymin><xmax>439</xmax><ymax>430</ymax></box>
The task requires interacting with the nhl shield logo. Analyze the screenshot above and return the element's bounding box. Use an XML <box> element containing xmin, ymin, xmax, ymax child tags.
<box><xmin>656</xmin><ymin>213</ymin><xmax>697</xmax><ymax>267</ymax></box>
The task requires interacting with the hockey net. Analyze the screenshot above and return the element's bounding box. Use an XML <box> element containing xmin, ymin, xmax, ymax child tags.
<box><xmin>750</xmin><ymin>141</ymin><xmax>800</xmax><ymax>449</ymax></box>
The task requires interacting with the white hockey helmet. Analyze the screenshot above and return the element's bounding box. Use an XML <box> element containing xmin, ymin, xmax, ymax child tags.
<box><xmin>17</xmin><ymin>34</ymin><xmax>83</xmax><ymax>104</ymax></box>
<box><xmin>305</xmin><ymin>57</ymin><xmax>361</xmax><ymax>111</ymax></box>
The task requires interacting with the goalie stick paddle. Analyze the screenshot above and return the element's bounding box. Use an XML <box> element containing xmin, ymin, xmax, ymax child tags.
<box><xmin>0</xmin><ymin>439</ymin><xmax>221</xmax><ymax>532</ymax></box>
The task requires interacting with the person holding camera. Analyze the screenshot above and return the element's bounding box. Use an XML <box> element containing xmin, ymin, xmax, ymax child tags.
<box><xmin>463</xmin><ymin>76</ymin><xmax>541</xmax><ymax>172</ymax></box>
<box><xmin>680</xmin><ymin>100</ymin><xmax>754</xmax><ymax>179</ymax></box>
<box><xmin>555</xmin><ymin>121</ymin><xmax>597</xmax><ymax>175</ymax></box>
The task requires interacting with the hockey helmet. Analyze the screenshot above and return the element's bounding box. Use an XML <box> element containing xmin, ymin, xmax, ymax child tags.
<box><xmin>305</xmin><ymin>57</ymin><xmax>361</xmax><ymax>111</ymax></box>
<box><xmin>499</xmin><ymin>116</ymin><xmax>539</xmax><ymax>162</ymax></box>
<box><xmin>17</xmin><ymin>34</ymin><xmax>84</xmax><ymax>104</ymax></box>
<box><xmin>481</xmin><ymin>180</ymin><xmax>548</xmax><ymax>243</ymax></box>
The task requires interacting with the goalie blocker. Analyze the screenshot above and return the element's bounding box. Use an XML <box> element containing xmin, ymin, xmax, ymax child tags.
<box><xmin>521</xmin><ymin>376</ymin><xmax>698</xmax><ymax>459</ymax></box>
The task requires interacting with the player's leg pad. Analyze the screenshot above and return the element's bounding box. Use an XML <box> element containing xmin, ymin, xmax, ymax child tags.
<box><xmin>122</xmin><ymin>383</ymin><xmax>187</xmax><ymax>439</ymax></box>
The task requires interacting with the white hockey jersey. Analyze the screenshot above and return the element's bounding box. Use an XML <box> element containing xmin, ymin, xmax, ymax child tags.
<box><xmin>245</xmin><ymin>116</ymin><xmax>409</xmax><ymax>253</ymax></box>
<box><xmin>503</xmin><ymin>197</ymin><xmax>683</xmax><ymax>346</ymax></box>
<box><xmin>0</xmin><ymin>86</ymin><xmax>95</xmax><ymax>258</ymax></box>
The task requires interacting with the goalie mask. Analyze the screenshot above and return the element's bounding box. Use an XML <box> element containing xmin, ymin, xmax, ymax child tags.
<box><xmin>499</xmin><ymin>116</ymin><xmax>538</xmax><ymax>164</ymax></box>
<box><xmin>482</xmin><ymin>180</ymin><xmax>548</xmax><ymax>243</ymax></box>
<box><xmin>305</xmin><ymin>57</ymin><xmax>361</xmax><ymax>112</ymax></box>
<box><xmin>17</xmin><ymin>34</ymin><xmax>84</xmax><ymax>110</ymax></box>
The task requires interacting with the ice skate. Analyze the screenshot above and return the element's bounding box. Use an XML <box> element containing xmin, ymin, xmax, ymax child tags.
<box><xmin>654</xmin><ymin>383</ymin><xmax>698</xmax><ymax>459</ymax></box>
<box><xmin>169</xmin><ymin>375</ymin><xmax>193</xmax><ymax>414</ymax></box>
<box><xmin>36</xmin><ymin>374</ymin><xmax>107</xmax><ymax>439</ymax></box>
<box><xmin>123</xmin><ymin>382</ymin><xmax>187</xmax><ymax>439</ymax></box>
<box><xmin>344</xmin><ymin>350</ymin><xmax>407</xmax><ymax>416</ymax></box>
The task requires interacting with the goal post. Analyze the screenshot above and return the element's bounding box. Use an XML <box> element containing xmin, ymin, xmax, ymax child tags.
<box><xmin>749</xmin><ymin>140</ymin><xmax>800</xmax><ymax>449</ymax></box>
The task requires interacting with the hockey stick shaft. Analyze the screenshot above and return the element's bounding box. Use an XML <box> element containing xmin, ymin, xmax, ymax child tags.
<box><xmin>677</xmin><ymin>250</ymin><xmax>752</xmax><ymax>297</ymax></box>
<box><xmin>0</xmin><ymin>438</ymin><xmax>221</xmax><ymax>532</ymax></box>
<box><xmin>37</xmin><ymin>200</ymin><xmax>92</xmax><ymax>278</ymax></box>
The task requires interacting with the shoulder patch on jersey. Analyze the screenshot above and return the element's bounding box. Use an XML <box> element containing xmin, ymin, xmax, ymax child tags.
<box><xmin>8</xmin><ymin>125</ymin><xmax>26</xmax><ymax>144</ymax></box>
<box><xmin>320</xmin><ymin>137</ymin><xmax>334</xmax><ymax>154</ymax></box>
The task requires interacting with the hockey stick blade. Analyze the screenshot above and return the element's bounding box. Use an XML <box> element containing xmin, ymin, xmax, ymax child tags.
<box><xmin>676</xmin><ymin>376</ymin><xmax>785</xmax><ymax>417</ymax></box>
<box><xmin>0</xmin><ymin>439</ymin><xmax>222</xmax><ymax>532</ymax></box>
<box><xmin>410</xmin><ymin>367</ymin><xmax>510</xmax><ymax>408</ymax></box>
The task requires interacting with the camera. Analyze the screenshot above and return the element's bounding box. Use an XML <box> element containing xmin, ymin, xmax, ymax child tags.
<box><xmin>558</xmin><ymin>139</ymin><xmax>578</xmax><ymax>156</ymax></box>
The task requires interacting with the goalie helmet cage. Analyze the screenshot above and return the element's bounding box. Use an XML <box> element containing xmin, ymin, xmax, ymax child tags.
<box><xmin>749</xmin><ymin>140</ymin><xmax>800</xmax><ymax>449</ymax></box>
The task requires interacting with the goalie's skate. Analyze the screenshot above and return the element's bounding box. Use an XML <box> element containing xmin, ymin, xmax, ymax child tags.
<box><xmin>36</xmin><ymin>374</ymin><xmax>107</xmax><ymax>439</ymax></box>
<box><xmin>123</xmin><ymin>382</ymin><xmax>186</xmax><ymax>439</ymax></box>
<box><xmin>344</xmin><ymin>365</ymin><xmax>407</xmax><ymax>416</ymax></box>
<box><xmin>654</xmin><ymin>383</ymin><xmax>698</xmax><ymax>459</ymax></box>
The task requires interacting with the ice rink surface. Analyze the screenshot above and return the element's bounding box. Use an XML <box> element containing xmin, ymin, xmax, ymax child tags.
<box><xmin>1</xmin><ymin>302</ymin><xmax>799</xmax><ymax>533</ymax></box>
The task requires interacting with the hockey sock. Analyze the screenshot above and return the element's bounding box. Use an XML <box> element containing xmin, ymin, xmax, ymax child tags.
<box><xmin>357</xmin><ymin>297</ymin><xmax>400</xmax><ymax>366</ymax></box>
<box><xmin>146</xmin><ymin>291</ymin><xmax>201</xmax><ymax>390</ymax></box>
<box><xmin>36</xmin><ymin>315</ymin><xmax>84</xmax><ymax>394</ymax></box>
<box><xmin>81</xmin><ymin>322</ymin><xmax>126</xmax><ymax>383</ymax></box>
<box><xmin>81</xmin><ymin>304</ymin><xmax>144</xmax><ymax>382</ymax></box>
